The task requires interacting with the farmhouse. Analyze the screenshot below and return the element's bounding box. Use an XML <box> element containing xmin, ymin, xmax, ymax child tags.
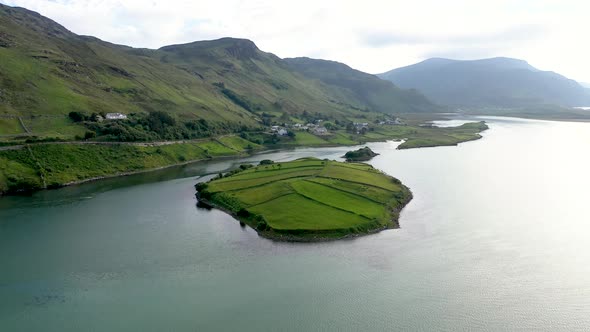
<box><xmin>105</xmin><ymin>113</ymin><xmax>127</xmax><ymax>120</ymax></box>
<box><xmin>313</xmin><ymin>126</ymin><xmax>329</xmax><ymax>135</ymax></box>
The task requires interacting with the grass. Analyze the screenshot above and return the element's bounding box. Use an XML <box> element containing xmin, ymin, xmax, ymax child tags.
<box><xmin>397</xmin><ymin>122</ymin><xmax>489</xmax><ymax>149</ymax></box>
<box><xmin>0</xmin><ymin>118</ymin><xmax>24</xmax><ymax>135</ymax></box>
<box><xmin>0</xmin><ymin>135</ymin><xmax>256</xmax><ymax>193</ymax></box>
<box><xmin>196</xmin><ymin>158</ymin><xmax>412</xmax><ymax>241</ymax></box>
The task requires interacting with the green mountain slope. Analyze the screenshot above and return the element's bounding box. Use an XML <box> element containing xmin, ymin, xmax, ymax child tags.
<box><xmin>379</xmin><ymin>57</ymin><xmax>590</xmax><ymax>108</ymax></box>
<box><xmin>284</xmin><ymin>57</ymin><xmax>437</xmax><ymax>113</ymax></box>
<box><xmin>0</xmin><ymin>4</ymin><xmax>435</xmax><ymax>140</ymax></box>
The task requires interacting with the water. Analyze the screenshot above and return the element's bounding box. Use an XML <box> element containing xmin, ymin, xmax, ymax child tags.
<box><xmin>2</xmin><ymin>117</ymin><xmax>590</xmax><ymax>331</ymax></box>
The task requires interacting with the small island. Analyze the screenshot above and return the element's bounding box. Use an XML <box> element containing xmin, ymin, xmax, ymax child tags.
<box><xmin>343</xmin><ymin>146</ymin><xmax>379</xmax><ymax>161</ymax></box>
<box><xmin>195</xmin><ymin>158</ymin><xmax>412</xmax><ymax>241</ymax></box>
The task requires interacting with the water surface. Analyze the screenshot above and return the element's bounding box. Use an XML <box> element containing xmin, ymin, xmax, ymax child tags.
<box><xmin>1</xmin><ymin>117</ymin><xmax>590</xmax><ymax>331</ymax></box>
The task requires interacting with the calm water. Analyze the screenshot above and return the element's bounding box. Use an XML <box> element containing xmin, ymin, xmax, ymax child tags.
<box><xmin>1</xmin><ymin>117</ymin><xmax>590</xmax><ymax>331</ymax></box>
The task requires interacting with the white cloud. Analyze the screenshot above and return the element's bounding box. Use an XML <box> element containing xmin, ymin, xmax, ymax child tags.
<box><xmin>2</xmin><ymin>0</ymin><xmax>590</xmax><ymax>81</ymax></box>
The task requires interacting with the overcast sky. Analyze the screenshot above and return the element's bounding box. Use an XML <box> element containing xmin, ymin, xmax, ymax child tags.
<box><xmin>3</xmin><ymin>0</ymin><xmax>589</xmax><ymax>82</ymax></box>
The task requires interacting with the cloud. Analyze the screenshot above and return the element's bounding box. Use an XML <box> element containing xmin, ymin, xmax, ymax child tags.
<box><xmin>360</xmin><ymin>24</ymin><xmax>546</xmax><ymax>48</ymax></box>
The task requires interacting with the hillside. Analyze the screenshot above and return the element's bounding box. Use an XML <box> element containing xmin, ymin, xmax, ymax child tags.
<box><xmin>284</xmin><ymin>57</ymin><xmax>436</xmax><ymax>113</ymax></box>
<box><xmin>0</xmin><ymin>4</ymin><xmax>435</xmax><ymax>141</ymax></box>
<box><xmin>379</xmin><ymin>57</ymin><xmax>590</xmax><ymax>108</ymax></box>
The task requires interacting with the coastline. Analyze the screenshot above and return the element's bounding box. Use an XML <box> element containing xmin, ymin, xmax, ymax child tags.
<box><xmin>196</xmin><ymin>183</ymin><xmax>413</xmax><ymax>242</ymax></box>
<box><xmin>0</xmin><ymin>122</ymin><xmax>487</xmax><ymax>196</ymax></box>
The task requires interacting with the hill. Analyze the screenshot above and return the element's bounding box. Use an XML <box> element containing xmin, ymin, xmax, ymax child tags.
<box><xmin>284</xmin><ymin>57</ymin><xmax>436</xmax><ymax>113</ymax></box>
<box><xmin>195</xmin><ymin>158</ymin><xmax>412</xmax><ymax>241</ymax></box>
<box><xmin>379</xmin><ymin>57</ymin><xmax>590</xmax><ymax>108</ymax></box>
<box><xmin>0</xmin><ymin>4</ymin><xmax>435</xmax><ymax>141</ymax></box>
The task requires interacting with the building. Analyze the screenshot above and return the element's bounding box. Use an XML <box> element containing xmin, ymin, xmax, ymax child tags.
<box><xmin>277</xmin><ymin>128</ymin><xmax>288</xmax><ymax>136</ymax></box>
<box><xmin>313</xmin><ymin>126</ymin><xmax>329</xmax><ymax>135</ymax></box>
<box><xmin>105</xmin><ymin>113</ymin><xmax>127</xmax><ymax>120</ymax></box>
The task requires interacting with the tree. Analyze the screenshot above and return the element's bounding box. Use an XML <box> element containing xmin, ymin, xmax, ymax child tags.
<box><xmin>68</xmin><ymin>111</ymin><xmax>86</xmax><ymax>122</ymax></box>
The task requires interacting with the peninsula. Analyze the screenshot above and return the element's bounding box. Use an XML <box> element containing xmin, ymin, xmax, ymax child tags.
<box><xmin>195</xmin><ymin>158</ymin><xmax>412</xmax><ymax>241</ymax></box>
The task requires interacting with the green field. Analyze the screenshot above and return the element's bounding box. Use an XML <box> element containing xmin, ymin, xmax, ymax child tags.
<box><xmin>196</xmin><ymin>158</ymin><xmax>412</xmax><ymax>241</ymax></box>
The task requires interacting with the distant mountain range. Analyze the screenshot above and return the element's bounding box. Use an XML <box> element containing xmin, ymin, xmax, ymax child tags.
<box><xmin>379</xmin><ymin>57</ymin><xmax>590</xmax><ymax>108</ymax></box>
<box><xmin>0</xmin><ymin>4</ymin><xmax>436</xmax><ymax>138</ymax></box>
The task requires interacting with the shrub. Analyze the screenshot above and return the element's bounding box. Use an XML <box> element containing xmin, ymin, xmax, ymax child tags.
<box><xmin>195</xmin><ymin>182</ymin><xmax>208</xmax><ymax>191</ymax></box>
<box><xmin>68</xmin><ymin>111</ymin><xmax>86</xmax><ymax>122</ymax></box>
<box><xmin>237</xmin><ymin>208</ymin><xmax>250</xmax><ymax>218</ymax></box>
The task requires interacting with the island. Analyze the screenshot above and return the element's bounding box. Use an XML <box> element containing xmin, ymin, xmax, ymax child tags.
<box><xmin>343</xmin><ymin>147</ymin><xmax>379</xmax><ymax>161</ymax></box>
<box><xmin>195</xmin><ymin>158</ymin><xmax>412</xmax><ymax>241</ymax></box>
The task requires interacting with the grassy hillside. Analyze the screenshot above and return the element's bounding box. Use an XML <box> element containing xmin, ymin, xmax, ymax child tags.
<box><xmin>284</xmin><ymin>57</ymin><xmax>437</xmax><ymax>113</ymax></box>
<box><xmin>196</xmin><ymin>158</ymin><xmax>412</xmax><ymax>241</ymax></box>
<box><xmin>379</xmin><ymin>57</ymin><xmax>590</xmax><ymax>108</ymax></box>
<box><xmin>0</xmin><ymin>4</ymin><xmax>436</xmax><ymax>141</ymax></box>
<box><xmin>0</xmin><ymin>135</ymin><xmax>259</xmax><ymax>194</ymax></box>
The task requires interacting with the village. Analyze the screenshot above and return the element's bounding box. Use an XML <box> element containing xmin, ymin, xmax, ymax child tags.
<box><xmin>269</xmin><ymin>117</ymin><xmax>404</xmax><ymax>137</ymax></box>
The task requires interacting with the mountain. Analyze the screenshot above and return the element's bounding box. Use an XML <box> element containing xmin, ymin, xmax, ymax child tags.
<box><xmin>0</xmin><ymin>4</ymin><xmax>435</xmax><ymax>140</ymax></box>
<box><xmin>284</xmin><ymin>57</ymin><xmax>436</xmax><ymax>113</ymax></box>
<box><xmin>581</xmin><ymin>82</ymin><xmax>590</xmax><ymax>89</ymax></box>
<box><xmin>379</xmin><ymin>57</ymin><xmax>590</xmax><ymax>108</ymax></box>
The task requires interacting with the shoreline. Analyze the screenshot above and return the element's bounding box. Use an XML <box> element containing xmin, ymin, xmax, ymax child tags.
<box><xmin>196</xmin><ymin>181</ymin><xmax>413</xmax><ymax>243</ymax></box>
<box><xmin>0</xmin><ymin>122</ymin><xmax>487</xmax><ymax>196</ymax></box>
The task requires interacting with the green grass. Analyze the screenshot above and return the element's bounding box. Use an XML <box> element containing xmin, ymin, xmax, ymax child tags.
<box><xmin>197</xmin><ymin>158</ymin><xmax>412</xmax><ymax>240</ymax></box>
<box><xmin>217</xmin><ymin>136</ymin><xmax>260</xmax><ymax>151</ymax></box>
<box><xmin>289</xmin><ymin>132</ymin><xmax>329</xmax><ymax>145</ymax></box>
<box><xmin>249</xmin><ymin>193</ymin><xmax>371</xmax><ymax>231</ymax></box>
<box><xmin>0</xmin><ymin>135</ymin><xmax>256</xmax><ymax>193</ymax></box>
<box><xmin>397</xmin><ymin>122</ymin><xmax>489</xmax><ymax>149</ymax></box>
<box><xmin>306</xmin><ymin>177</ymin><xmax>395</xmax><ymax>204</ymax></box>
<box><xmin>196</xmin><ymin>141</ymin><xmax>238</xmax><ymax>156</ymax></box>
<box><xmin>0</xmin><ymin>118</ymin><xmax>24</xmax><ymax>135</ymax></box>
<box><xmin>290</xmin><ymin>180</ymin><xmax>386</xmax><ymax>219</ymax></box>
<box><xmin>319</xmin><ymin>163</ymin><xmax>400</xmax><ymax>191</ymax></box>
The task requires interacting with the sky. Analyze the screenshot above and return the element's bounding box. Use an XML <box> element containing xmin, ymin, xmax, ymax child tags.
<box><xmin>2</xmin><ymin>0</ymin><xmax>590</xmax><ymax>82</ymax></box>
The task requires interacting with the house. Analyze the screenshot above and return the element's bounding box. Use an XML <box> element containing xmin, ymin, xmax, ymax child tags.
<box><xmin>277</xmin><ymin>128</ymin><xmax>288</xmax><ymax>136</ymax></box>
<box><xmin>313</xmin><ymin>126</ymin><xmax>329</xmax><ymax>135</ymax></box>
<box><xmin>105</xmin><ymin>113</ymin><xmax>127</xmax><ymax>120</ymax></box>
<box><xmin>383</xmin><ymin>118</ymin><xmax>403</xmax><ymax>125</ymax></box>
<box><xmin>270</xmin><ymin>125</ymin><xmax>280</xmax><ymax>132</ymax></box>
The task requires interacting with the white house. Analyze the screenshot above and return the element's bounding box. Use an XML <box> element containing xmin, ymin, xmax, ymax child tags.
<box><xmin>277</xmin><ymin>128</ymin><xmax>288</xmax><ymax>136</ymax></box>
<box><xmin>105</xmin><ymin>113</ymin><xmax>127</xmax><ymax>120</ymax></box>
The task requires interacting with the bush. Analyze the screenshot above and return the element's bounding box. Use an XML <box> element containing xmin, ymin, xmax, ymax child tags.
<box><xmin>68</xmin><ymin>111</ymin><xmax>87</xmax><ymax>122</ymax></box>
<box><xmin>259</xmin><ymin>159</ymin><xmax>274</xmax><ymax>165</ymax></box>
<box><xmin>195</xmin><ymin>182</ymin><xmax>208</xmax><ymax>191</ymax></box>
<box><xmin>255</xmin><ymin>218</ymin><xmax>269</xmax><ymax>231</ymax></box>
<box><xmin>237</xmin><ymin>208</ymin><xmax>250</xmax><ymax>217</ymax></box>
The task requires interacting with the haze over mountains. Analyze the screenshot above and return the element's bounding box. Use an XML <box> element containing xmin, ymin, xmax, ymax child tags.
<box><xmin>0</xmin><ymin>3</ymin><xmax>436</xmax><ymax>138</ymax></box>
<box><xmin>379</xmin><ymin>57</ymin><xmax>590</xmax><ymax>108</ymax></box>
